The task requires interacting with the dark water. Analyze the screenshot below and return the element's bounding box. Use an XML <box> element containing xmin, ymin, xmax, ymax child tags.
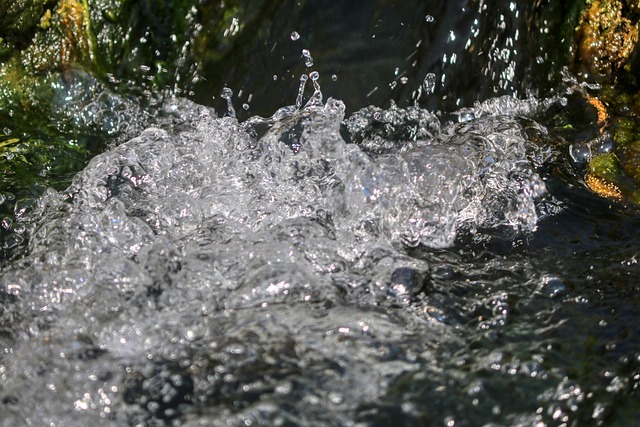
<box><xmin>194</xmin><ymin>0</ymin><xmax>572</xmax><ymax>118</ymax></box>
<box><xmin>1</xmin><ymin>1</ymin><xmax>640</xmax><ymax>426</ymax></box>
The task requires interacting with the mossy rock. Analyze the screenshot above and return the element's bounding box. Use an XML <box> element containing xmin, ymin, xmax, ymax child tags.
<box><xmin>574</xmin><ymin>0</ymin><xmax>640</xmax><ymax>79</ymax></box>
<box><xmin>0</xmin><ymin>0</ymin><xmax>58</xmax><ymax>55</ymax></box>
<box><xmin>567</xmin><ymin>0</ymin><xmax>640</xmax><ymax>206</ymax></box>
<box><xmin>0</xmin><ymin>0</ymin><xmax>209</xmax><ymax>259</ymax></box>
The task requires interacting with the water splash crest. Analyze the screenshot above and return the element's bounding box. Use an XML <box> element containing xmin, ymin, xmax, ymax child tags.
<box><xmin>0</xmin><ymin>92</ymin><xmax>563</xmax><ymax>424</ymax></box>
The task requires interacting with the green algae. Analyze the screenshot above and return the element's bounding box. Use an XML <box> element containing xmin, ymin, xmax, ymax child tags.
<box><xmin>0</xmin><ymin>0</ymin><xmax>205</xmax><ymax>258</ymax></box>
<box><xmin>588</xmin><ymin>152</ymin><xmax>621</xmax><ymax>183</ymax></box>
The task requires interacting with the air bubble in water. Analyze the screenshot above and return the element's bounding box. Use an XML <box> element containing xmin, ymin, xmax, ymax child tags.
<box><xmin>569</xmin><ymin>143</ymin><xmax>591</xmax><ymax>168</ymax></box>
<box><xmin>425</xmin><ymin>15</ymin><xmax>435</xmax><ymax>23</ymax></box>
<box><xmin>309</xmin><ymin>71</ymin><xmax>320</xmax><ymax>81</ymax></box>
<box><xmin>331</xmin><ymin>74</ymin><xmax>338</xmax><ymax>81</ymax></box>
<box><xmin>290</xmin><ymin>31</ymin><xmax>300</xmax><ymax>41</ymax></box>
<box><xmin>457</xmin><ymin>111</ymin><xmax>475</xmax><ymax>122</ymax></box>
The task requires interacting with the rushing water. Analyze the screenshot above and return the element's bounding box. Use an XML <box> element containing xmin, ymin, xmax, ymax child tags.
<box><xmin>1</xmin><ymin>1</ymin><xmax>640</xmax><ymax>426</ymax></box>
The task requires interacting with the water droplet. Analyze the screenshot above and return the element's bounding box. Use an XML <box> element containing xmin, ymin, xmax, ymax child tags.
<box><xmin>273</xmin><ymin>74</ymin><xmax>278</xmax><ymax>81</ymax></box>
<box><xmin>290</xmin><ymin>31</ymin><xmax>300</xmax><ymax>41</ymax></box>
<box><xmin>366</xmin><ymin>86</ymin><xmax>378</xmax><ymax>98</ymax></box>
<box><xmin>425</xmin><ymin>15</ymin><xmax>435</xmax><ymax>23</ymax></box>
<box><xmin>400</xmin><ymin>77</ymin><xmax>409</xmax><ymax>84</ymax></box>
<box><xmin>302</xmin><ymin>49</ymin><xmax>314</xmax><ymax>67</ymax></box>
<box><xmin>569</xmin><ymin>143</ymin><xmax>591</xmax><ymax>168</ymax></box>
<box><xmin>423</xmin><ymin>73</ymin><xmax>436</xmax><ymax>94</ymax></box>
<box><xmin>220</xmin><ymin>87</ymin><xmax>236</xmax><ymax>118</ymax></box>
<box><xmin>242</xmin><ymin>103</ymin><xmax>250</xmax><ymax>111</ymax></box>
<box><xmin>220</xmin><ymin>87</ymin><xmax>233</xmax><ymax>99</ymax></box>
<box><xmin>296</xmin><ymin>74</ymin><xmax>308</xmax><ymax>108</ymax></box>
<box><xmin>2</xmin><ymin>127</ymin><xmax>11</xmax><ymax>135</ymax></box>
<box><xmin>309</xmin><ymin>71</ymin><xmax>320</xmax><ymax>81</ymax></box>
<box><xmin>331</xmin><ymin>74</ymin><xmax>337</xmax><ymax>81</ymax></box>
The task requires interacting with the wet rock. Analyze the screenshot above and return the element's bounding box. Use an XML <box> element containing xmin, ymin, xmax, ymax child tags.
<box><xmin>573</xmin><ymin>0</ymin><xmax>639</xmax><ymax>78</ymax></box>
<box><xmin>0</xmin><ymin>0</ymin><xmax>57</xmax><ymax>55</ymax></box>
<box><xmin>560</xmin><ymin>1</ymin><xmax>640</xmax><ymax>205</ymax></box>
<box><xmin>0</xmin><ymin>0</ymin><xmax>210</xmax><ymax>260</ymax></box>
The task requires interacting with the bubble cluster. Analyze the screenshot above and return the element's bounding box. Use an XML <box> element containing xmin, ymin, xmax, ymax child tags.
<box><xmin>0</xmin><ymin>95</ymin><xmax>581</xmax><ymax>426</ymax></box>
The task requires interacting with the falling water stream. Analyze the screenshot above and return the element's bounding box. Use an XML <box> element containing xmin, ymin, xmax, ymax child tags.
<box><xmin>1</xmin><ymin>1</ymin><xmax>639</xmax><ymax>426</ymax></box>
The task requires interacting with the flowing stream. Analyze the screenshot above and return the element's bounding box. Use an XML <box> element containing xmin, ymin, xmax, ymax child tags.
<box><xmin>1</xmin><ymin>1</ymin><xmax>640</xmax><ymax>426</ymax></box>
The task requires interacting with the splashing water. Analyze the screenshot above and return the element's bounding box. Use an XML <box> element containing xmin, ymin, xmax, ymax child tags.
<box><xmin>2</xmin><ymin>0</ymin><xmax>640</xmax><ymax>423</ymax></box>
<box><xmin>0</xmin><ymin>86</ymin><xmax>575</xmax><ymax>425</ymax></box>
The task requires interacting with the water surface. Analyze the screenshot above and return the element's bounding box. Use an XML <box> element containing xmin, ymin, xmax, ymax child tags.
<box><xmin>1</xmin><ymin>1</ymin><xmax>639</xmax><ymax>426</ymax></box>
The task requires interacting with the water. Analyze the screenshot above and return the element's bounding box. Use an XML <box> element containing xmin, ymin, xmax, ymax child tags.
<box><xmin>2</xmin><ymin>1</ymin><xmax>640</xmax><ymax>426</ymax></box>
<box><xmin>194</xmin><ymin>0</ymin><xmax>570</xmax><ymax>119</ymax></box>
<box><xmin>2</xmin><ymin>92</ymin><xmax>638</xmax><ymax>426</ymax></box>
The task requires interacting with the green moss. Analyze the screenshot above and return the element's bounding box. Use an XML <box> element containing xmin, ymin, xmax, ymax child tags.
<box><xmin>575</xmin><ymin>0</ymin><xmax>639</xmax><ymax>78</ymax></box>
<box><xmin>0</xmin><ymin>0</ymin><xmax>203</xmax><ymax>118</ymax></box>
<box><xmin>0</xmin><ymin>0</ymin><xmax>58</xmax><ymax>50</ymax></box>
<box><xmin>620</xmin><ymin>142</ymin><xmax>640</xmax><ymax>182</ymax></box>
<box><xmin>588</xmin><ymin>152</ymin><xmax>622</xmax><ymax>184</ymax></box>
<box><xmin>0</xmin><ymin>0</ymin><xmax>207</xmax><ymax>245</ymax></box>
<box><xmin>613</xmin><ymin>117</ymin><xmax>638</xmax><ymax>146</ymax></box>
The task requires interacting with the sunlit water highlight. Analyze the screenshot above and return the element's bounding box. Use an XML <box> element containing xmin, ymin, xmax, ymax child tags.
<box><xmin>3</xmin><ymin>89</ymin><xmax>639</xmax><ymax>426</ymax></box>
<box><xmin>2</xmin><ymin>1</ymin><xmax>640</xmax><ymax>425</ymax></box>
